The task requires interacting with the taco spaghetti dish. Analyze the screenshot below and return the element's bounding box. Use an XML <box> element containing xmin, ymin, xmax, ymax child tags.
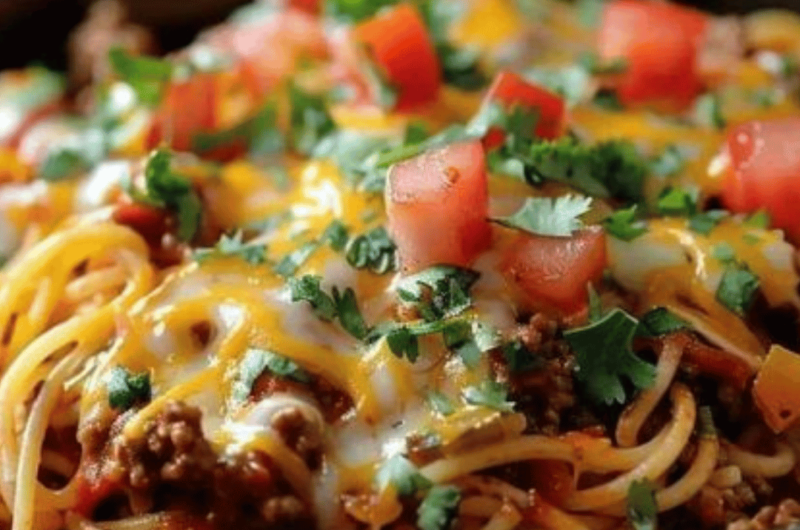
<box><xmin>1</xmin><ymin>0</ymin><xmax>800</xmax><ymax>529</ymax></box>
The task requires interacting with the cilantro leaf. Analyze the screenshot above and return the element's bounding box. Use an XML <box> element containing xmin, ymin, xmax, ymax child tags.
<box><xmin>346</xmin><ymin>226</ymin><xmax>397</xmax><ymax>274</ymax></box>
<box><xmin>743</xmin><ymin>210</ymin><xmax>770</xmax><ymax>229</ymax></box>
<box><xmin>502</xmin><ymin>340</ymin><xmax>543</xmax><ymax>372</ymax></box>
<box><xmin>565</xmin><ymin>309</ymin><xmax>656</xmax><ymax>405</ymax></box>
<box><xmin>39</xmin><ymin>149</ymin><xmax>92</xmax><ymax>181</ymax></box>
<box><xmin>525</xmin><ymin>138</ymin><xmax>648</xmax><ymax>203</ymax></box>
<box><xmin>688</xmin><ymin>210</ymin><xmax>727</xmax><ymax>235</ymax></box>
<box><xmin>578</xmin><ymin>52</ymin><xmax>628</xmax><ymax>75</ymax></box>
<box><xmin>288</xmin><ymin>275</ymin><xmax>337</xmax><ymax>321</ymax></box>
<box><xmin>231</xmin><ymin>348</ymin><xmax>311</xmax><ymax>403</ymax></box>
<box><xmin>716</xmin><ymin>263</ymin><xmax>760</xmax><ymax>316</ymax></box>
<box><xmin>711</xmin><ymin>242</ymin><xmax>736</xmax><ymax>263</ymax></box>
<box><xmin>289</xmin><ymin>275</ymin><xmax>370</xmax><ymax>339</ymax></box>
<box><xmin>332</xmin><ymin>287</ymin><xmax>369</xmax><ymax>340</ymax></box>
<box><xmin>274</xmin><ymin>241</ymin><xmax>319</xmax><ymax>277</ymax></box>
<box><xmin>132</xmin><ymin>148</ymin><xmax>202</xmax><ymax>241</ymax></box>
<box><xmin>656</xmin><ymin>187</ymin><xmax>697</xmax><ymax>217</ymax></box>
<box><xmin>418</xmin><ymin>485</ymin><xmax>461</xmax><ymax>530</ymax></box>
<box><xmin>649</xmin><ymin>144</ymin><xmax>688</xmax><ymax>178</ymax></box>
<box><xmin>192</xmin><ymin>102</ymin><xmax>283</xmax><ymax>156</ymax></box>
<box><xmin>107</xmin><ymin>366</ymin><xmax>151</xmax><ymax>410</ymax></box>
<box><xmin>325</xmin><ymin>0</ymin><xmax>397</xmax><ymax>22</ymax></box>
<box><xmin>588</xmin><ymin>284</ymin><xmax>603</xmax><ymax>322</ymax></box>
<box><xmin>636</xmin><ymin>307</ymin><xmax>689</xmax><ymax>337</ymax></box>
<box><xmin>194</xmin><ymin>231</ymin><xmax>267</xmax><ymax>265</ymax></box>
<box><xmin>493</xmin><ymin>195</ymin><xmax>592</xmax><ymax>237</ymax></box>
<box><xmin>386</xmin><ymin>326</ymin><xmax>420</xmax><ymax>362</ymax></box>
<box><xmin>396</xmin><ymin>266</ymin><xmax>480</xmax><ymax>321</ymax></box>
<box><xmin>627</xmin><ymin>480</ymin><xmax>658</xmax><ymax>530</ymax></box>
<box><xmin>428</xmin><ymin>390</ymin><xmax>455</xmax><ymax>416</ymax></box>
<box><xmin>694</xmin><ymin>93</ymin><xmax>726</xmax><ymax>130</ymax></box>
<box><xmin>289</xmin><ymin>83</ymin><xmax>336</xmax><ymax>155</ymax></box>
<box><xmin>376</xmin><ymin>454</ymin><xmax>432</xmax><ymax>496</ymax></box>
<box><xmin>605</xmin><ymin>205</ymin><xmax>647</xmax><ymax>241</ymax></box>
<box><xmin>108</xmin><ymin>47</ymin><xmax>173</xmax><ymax>106</ymax></box>
<box><xmin>322</xmin><ymin>219</ymin><xmax>349</xmax><ymax>251</ymax></box>
<box><xmin>462</xmin><ymin>381</ymin><xmax>514</xmax><ymax>412</ymax></box>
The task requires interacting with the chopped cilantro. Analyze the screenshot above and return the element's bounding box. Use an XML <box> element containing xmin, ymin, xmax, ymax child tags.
<box><xmin>564</xmin><ymin>309</ymin><xmax>656</xmax><ymax>405</ymax></box>
<box><xmin>694</xmin><ymin>93</ymin><xmax>726</xmax><ymax>130</ymax></box>
<box><xmin>593</xmin><ymin>89</ymin><xmax>624</xmax><ymax>110</ymax></box>
<box><xmin>288</xmin><ymin>275</ymin><xmax>338</xmax><ymax>321</ymax></box>
<box><xmin>386</xmin><ymin>326</ymin><xmax>420</xmax><ymax>362</ymax></box>
<box><xmin>442</xmin><ymin>320</ymin><xmax>484</xmax><ymax>368</ymax></box>
<box><xmin>656</xmin><ymin>187</ymin><xmax>697</xmax><ymax>217</ymax></box>
<box><xmin>322</xmin><ymin>220</ymin><xmax>349</xmax><ymax>251</ymax></box>
<box><xmin>428</xmin><ymin>390</ymin><xmax>455</xmax><ymax>416</ymax></box>
<box><xmin>524</xmin><ymin>138</ymin><xmax>648</xmax><ymax>203</ymax></box>
<box><xmin>743</xmin><ymin>210</ymin><xmax>770</xmax><ymax>229</ymax></box>
<box><xmin>649</xmin><ymin>144</ymin><xmax>686</xmax><ymax>178</ymax></box>
<box><xmin>688</xmin><ymin>210</ymin><xmax>727</xmax><ymax>235</ymax></box>
<box><xmin>405</xmin><ymin>121</ymin><xmax>430</xmax><ymax>144</ymax></box>
<box><xmin>325</xmin><ymin>0</ymin><xmax>397</xmax><ymax>22</ymax></box>
<box><xmin>194</xmin><ymin>231</ymin><xmax>267</xmax><ymax>265</ymax></box>
<box><xmin>588</xmin><ymin>284</ymin><xmax>604</xmax><ymax>322</ymax></box>
<box><xmin>636</xmin><ymin>307</ymin><xmax>689</xmax><ymax>337</ymax></box>
<box><xmin>418</xmin><ymin>485</ymin><xmax>461</xmax><ymax>530</ymax></box>
<box><xmin>231</xmin><ymin>348</ymin><xmax>311</xmax><ymax>403</ymax></box>
<box><xmin>716</xmin><ymin>263</ymin><xmax>760</xmax><ymax>316</ymax></box>
<box><xmin>192</xmin><ymin>102</ymin><xmax>283</xmax><ymax>156</ymax></box>
<box><xmin>39</xmin><ymin>149</ymin><xmax>92</xmax><ymax>181</ymax></box>
<box><xmin>346</xmin><ymin>226</ymin><xmax>397</xmax><ymax>274</ymax></box>
<box><xmin>711</xmin><ymin>242</ymin><xmax>736</xmax><ymax>263</ymax></box>
<box><xmin>132</xmin><ymin>149</ymin><xmax>202</xmax><ymax>241</ymax></box>
<box><xmin>107</xmin><ymin>366</ymin><xmax>151</xmax><ymax>410</ymax></box>
<box><xmin>375</xmin><ymin>454</ymin><xmax>432</xmax><ymax>496</ymax></box>
<box><xmin>332</xmin><ymin>286</ymin><xmax>369</xmax><ymax>340</ymax></box>
<box><xmin>524</xmin><ymin>65</ymin><xmax>591</xmax><ymax>106</ymax></box>
<box><xmin>698</xmin><ymin>405</ymin><xmax>717</xmax><ymax>438</ymax></box>
<box><xmin>360</xmin><ymin>45</ymin><xmax>399</xmax><ymax>109</ymax></box>
<box><xmin>274</xmin><ymin>241</ymin><xmax>320</xmax><ymax>277</ymax></box>
<box><xmin>437</xmin><ymin>43</ymin><xmax>487</xmax><ymax>90</ymax></box>
<box><xmin>289</xmin><ymin>275</ymin><xmax>370</xmax><ymax>339</ymax></box>
<box><xmin>108</xmin><ymin>47</ymin><xmax>173</xmax><ymax>106</ymax></box>
<box><xmin>627</xmin><ymin>480</ymin><xmax>658</xmax><ymax>530</ymax></box>
<box><xmin>578</xmin><ymin>52</ymin><xmax>628</xmax><ymax>75</ymax></box>
<box><xmin>289</xmin><ymin>83</ymin><xmax>336</xmax><ymax>155</ymax></box>
<box><xmin>493</xmin><ymin>195</ymin><xmax>592</xmax><ymax>237</ymax></box>
<box><xmin>462</xmin><ymin>380</ymin><xmax>514</xmax><ymax>412</ymax></box>
<box><xmin>605</xmin><ymin>205</ymin><xmax>647</xmax><ymax>241</ymax></box>
<box><xmin>396</xmin><ymin>266</ymin><xmax>480</xmax><ymax>321</ymax></box>
<box><xmin>502</xmin><ymin>340</ymin><xmax>543</xmax><ymax>372</ymax></box>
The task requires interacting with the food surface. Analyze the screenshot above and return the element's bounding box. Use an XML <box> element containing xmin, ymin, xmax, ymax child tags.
<box><xmin>1</xmin><ymin>1</ymin><xmax>800</xmax><ymax>529</ymax></box>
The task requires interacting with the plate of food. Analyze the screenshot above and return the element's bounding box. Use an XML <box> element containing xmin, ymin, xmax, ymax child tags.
<box><xmin>0</xmin><ymin>0</ymin><xmax>799</xmax><ymax>529</ymax></box>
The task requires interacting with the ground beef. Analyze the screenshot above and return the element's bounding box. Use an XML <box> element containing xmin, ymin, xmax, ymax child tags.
<box><xmin>103</xmin><ymin>400</ymin><xmax>315</xmax><ymax>530</ymax></box>
<box><xmin>270</xmin><ymin>406</ymin><xmax>323</xmax><ymax>470</ymax></box>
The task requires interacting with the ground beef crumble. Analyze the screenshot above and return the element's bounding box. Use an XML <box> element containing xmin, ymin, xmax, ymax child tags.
<box><xmin>103</xmin><ymin>401</ymin><xmax>315</xmax><ymax>530</ymax></box>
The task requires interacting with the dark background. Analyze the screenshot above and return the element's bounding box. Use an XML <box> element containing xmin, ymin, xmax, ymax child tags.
<box><xmin>1</xmin><ymin>0</ymin><xmax>799</xmax><ymax>71</ymax></box>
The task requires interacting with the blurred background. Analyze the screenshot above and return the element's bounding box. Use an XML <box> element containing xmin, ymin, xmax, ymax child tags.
<box><xmin>2</xmin><ymin>0</ymin><xmax>800</xmax><ymax>72</ymax></box>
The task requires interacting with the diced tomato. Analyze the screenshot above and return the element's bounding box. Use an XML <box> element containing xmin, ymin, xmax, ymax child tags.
<box><xmin>147</xmin><ymin>73</ymin><xmax>217</xmax><ymax>152</ymax></box>
<box><xmin>598</xmin><ymin>0</ymin><xmax>709</xmax><ymax>109</ymax></box>
<box><xmin>289</xmin><ymin>0</ymin><xmax>321</xmax><ymax>14</ymax></box>
<box><xmin>112</xmin><ymin>202</ymin><xmax>170</xmax><ymax>243</ymax></box>
<box><xmin>720</xmin><ymin>117</ymin><xmax>800</xmax><ymax>243</ymax></box>
<box><xmin>753</xmin><ymin>345</ymin><xmax>800</xmax><ymax>433</ymax></box>
<box><xmin>386</xmin><ymin>140</ymin><xmax>491</xmax><ymax>272</ymax></box>
<box><xmin>481</xmin><ymin>70</ymin><xmax>566</xmax><ymax>149</ymax></box>
<box><xmin>500</xmin><ymin>227</ymin><xmax>607</xmax><ymax>316</ymax></box>
<box><xmin>354</xmin><ymin>4</ymin><xmax>441</xmax><ymax>111</ymax></box>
